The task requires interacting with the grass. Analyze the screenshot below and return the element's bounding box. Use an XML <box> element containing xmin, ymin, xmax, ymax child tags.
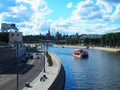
<box><xmin>46</xmin><ymin>51</ymin><xmax>53</xmax><ymax>66</ymax></box>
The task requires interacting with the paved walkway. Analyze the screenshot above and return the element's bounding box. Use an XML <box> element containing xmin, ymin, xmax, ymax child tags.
<box><xmin>23</xmin><ymin>52</ymin><xmax>61</xmax><ymax>90</ymax></box>
<box><xmin>57</xmin><ymin>45</ymin><xmax>120</xmax><ymax>52</ymax></box>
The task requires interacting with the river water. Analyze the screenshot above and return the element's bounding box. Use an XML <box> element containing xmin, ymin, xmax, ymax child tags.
<box><xmin>49</xmin><ymin>46</ymin><xmax>120</xmax><ymax>90</ymax></box>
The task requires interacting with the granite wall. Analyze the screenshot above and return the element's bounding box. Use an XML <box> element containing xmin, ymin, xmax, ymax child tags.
<box><xmin>0</xmin><ymin>47</ymin><xmax>16</xmax><ymax>63</ymax></box>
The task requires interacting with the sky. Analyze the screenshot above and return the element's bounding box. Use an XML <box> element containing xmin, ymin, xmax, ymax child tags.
<box><xmin>0</xmin><ymin>0</ymin><xmax>120</xmax><ymax>35</ymax></box>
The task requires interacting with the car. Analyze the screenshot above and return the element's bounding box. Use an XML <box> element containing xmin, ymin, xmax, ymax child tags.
<box><xmin>37</xmin><ymin>57</ymin><xmax>39</xmax><ymax>59</ymax></box>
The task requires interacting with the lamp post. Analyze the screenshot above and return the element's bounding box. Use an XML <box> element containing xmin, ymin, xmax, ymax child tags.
<box><xmin>46</xmin><ymin>41</ymin><xmax>48</xmax><ymax>52</ymax></box>
<box><xmin>43</xmin><ymin>42</ymin><xmax>46</xmax><ymax>73</ymax></box>
<box><xmin>15</xmin><ymin>42</ymin><xmax>19</xmax><ymax>90</ymax></box>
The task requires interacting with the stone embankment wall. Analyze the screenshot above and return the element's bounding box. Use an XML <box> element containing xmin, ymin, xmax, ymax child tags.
<box><xmin>0</xmin><ymin>47</ymin><xmax>16</xmax><ymax>63</ymax></box>
<box><xmin>48</xmin><ymin>65</ymin><xmax>65</xmax><ymax>90</ymax></box>
<box><xmin>48</xmin><ymin>53</ymin><xmax>66</xmax><ymax>90</ymax></box>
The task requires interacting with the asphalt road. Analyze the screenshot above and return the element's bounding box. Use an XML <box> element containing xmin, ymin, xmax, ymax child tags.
<box><xmin>0</xmin><ymin>53</ymin><xmax>45</xmax><ymax>90</ymax></box>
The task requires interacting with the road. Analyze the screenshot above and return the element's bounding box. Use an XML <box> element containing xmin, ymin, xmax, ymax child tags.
<box><xmin>0</xmin><ymin>53</ymin><xmax>44</xmax><ymax>90</ymax></box>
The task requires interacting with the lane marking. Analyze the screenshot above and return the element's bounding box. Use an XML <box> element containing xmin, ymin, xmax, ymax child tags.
<box><xmin>0</xmin><ymin>74</ymin><xmax>16</xmax><ymax>85</ymax></box>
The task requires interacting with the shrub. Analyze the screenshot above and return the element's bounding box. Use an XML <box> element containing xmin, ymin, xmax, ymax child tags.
<box><xmin>46</xmin><ymin>51</ymin><xmax>53</xmax><ymax>66</ymax></box>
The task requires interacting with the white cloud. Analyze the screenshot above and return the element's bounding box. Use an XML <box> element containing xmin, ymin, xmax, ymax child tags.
<box><xmin>0</xmin><ymin>0</ymin><xmax>120</xmax><ymax>35</ymax></box>
<box><xmin>97</xmin><ymin>0</ymin><xmax>120</xmax><ymax>21</ymax></box>
<box><xmin>0</xmin><ymin>12</ymin><xmax>12</xmax><ymax>22</ymax></box>
<box><xmin>97</xmin><ymin>0</ymin><xmax>112</xmax><ymax>13</ymax></box>
<box><xmin>71</xmin><ymin>0</ymin><xmax>103</xmax><ymax>21</ymax></box>
<box><xmin>10</xmin><ymin>4</ymin><xmax>27</xmax><ymax>13</ymax></box>
<box><xmin>68</xmin><ymin>0</ymin><xmax>119</xmax><ymax>23</ymax></box>
<box><xmin>16</xmin><ymin>0</ymin><xmax>52</xmax><ymax>12</ymax></box>
<box><xmin>49</xmin><ymin>16</ymin><xmax>120</xmax><ymax>35</ymax></box>
<box><xmin>99</xmin><ymin>0</ymin><xmax>120</xmax><ymax>5</ymax></box>
<box><xmin>0</xmin><ymin>0</ymin><xmax>53</xmax><ymax>35</ymax></box>
<box><xmin>17</xmin><ymin>20</ymin><xmax>51</xmax><ymax>35</ymax></box>
<box><xmin>47</xmin><ymin>0</ymin><xmax>120</xmax><ymax>35</ymax></box>
<box><xmin>111</xmin><ymin>4</ymin><xmax>120</xmax><ymax>21</ymax></box>
<box><xmin>67</xmin><ymin>2</ymin><xmax>73</xmax><ymax>8</ymax></box>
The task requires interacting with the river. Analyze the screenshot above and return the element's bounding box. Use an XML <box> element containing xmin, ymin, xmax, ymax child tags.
<box><xmin>49</xmin><ymin>46</ymin><xmax>120</xmax><ymax>90</ymax></box>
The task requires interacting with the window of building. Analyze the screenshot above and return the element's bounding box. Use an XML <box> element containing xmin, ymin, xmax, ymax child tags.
<box><xmin>17</xmin><ymin>34</ymin><xmax>19</xmax><ymax>36</ymax></box>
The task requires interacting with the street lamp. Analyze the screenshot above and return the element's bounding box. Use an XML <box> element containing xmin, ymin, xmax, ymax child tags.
<box><xmin>43</xmin><ymin>42</ymin><xmax>46</xmax><ymax>73</ymax></box>
<box><xmin>14</xmin><ymin>41</ymin><xmax>19</xmax><ymax>90</ymax></box>
<box><xmin>46</xmin><ymin>41</ymin><xmax>48</xmax><ymax>52</ymax></box>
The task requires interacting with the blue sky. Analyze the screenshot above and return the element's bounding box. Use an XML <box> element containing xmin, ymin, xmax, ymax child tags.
<box><xmin>0</xmin><ymin>0</ymin><xmax>120</xmax><ymax>35</ymax></box>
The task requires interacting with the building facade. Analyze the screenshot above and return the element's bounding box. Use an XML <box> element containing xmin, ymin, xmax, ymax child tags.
<box><xmin>9</xmin><ymin>32</ymin><xmax>23</xmax><ymax>43</ymax></box>
<box><xmin>0</xmin><ymin>47</ymin><xmax>16</xmax><ymax>63</ymax></box>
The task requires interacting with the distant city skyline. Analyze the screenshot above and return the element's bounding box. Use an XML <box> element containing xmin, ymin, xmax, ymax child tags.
<box><xmin>0</xmin><ymin>0</ymin><xmax>120</xmax><ymax>35</ymax></box>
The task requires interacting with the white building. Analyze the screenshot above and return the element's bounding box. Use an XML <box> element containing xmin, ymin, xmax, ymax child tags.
<box><xmin>9</xmin><ymin>32</ymin><xmax>22</xmax><ymax>43</ymax></box>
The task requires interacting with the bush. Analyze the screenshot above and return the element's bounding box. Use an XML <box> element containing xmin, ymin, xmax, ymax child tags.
<box><xmin>46</xmin><ymin>51</ymin><xmax>53</xmax><ymax>66</ymax></box>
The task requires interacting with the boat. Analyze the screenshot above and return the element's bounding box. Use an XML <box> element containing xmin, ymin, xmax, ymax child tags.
<box><xmin>73</xmin><ymin>49</ymin><xmax>88</xmax><ymax>58</ymax></box>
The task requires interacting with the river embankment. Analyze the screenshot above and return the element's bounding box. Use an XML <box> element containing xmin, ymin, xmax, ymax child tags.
<box><xmin>57</xmin><ymin>45</ymin><xmax>120</xmax><ymax>53</ymax></box>
<box><xmin>23</xmin><ymin>52</ymin><xmax>65</xmax><ymax>90</ymax></box>
<box><xmin>48</xmin><ymin>52</ymin><xmax>65</xmax><ymax>90</ymax></box>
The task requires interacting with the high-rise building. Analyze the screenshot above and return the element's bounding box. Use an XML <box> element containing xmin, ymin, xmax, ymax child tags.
<box><xmin>55</xmin><ymin>31</ymin><xmax>61</xmax><ymax>40</ymax></box>
<box><xmin>45</xmin><ymin>29</ymin><xmax>51</xmax><ymax>40</ymax></box>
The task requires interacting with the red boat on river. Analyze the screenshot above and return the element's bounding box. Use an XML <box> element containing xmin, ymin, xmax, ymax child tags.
<box><xmin>73</xmin><ymin>49</ymin><xmax>88</xmax><ymax>58</ymax></box>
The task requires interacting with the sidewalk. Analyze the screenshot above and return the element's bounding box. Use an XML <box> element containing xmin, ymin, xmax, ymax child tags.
<box><xmin>61</xmin><ymin>45</ymin><xmax>120</xmax><ymax>52</ymax></box>
<box><xmin>91</xmin><ymin>46</ymin><xmax>120</xmax><ymax>52</ymax></box>
<box><xmin>23</xmin><ymin>52</ymin><xmax>61</xmax><ymax>90</ymax></box>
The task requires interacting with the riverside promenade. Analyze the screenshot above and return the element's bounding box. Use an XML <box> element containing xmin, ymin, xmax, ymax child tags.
<box><xmin>60</xmin><ymin>45</ymin><xmax>120</xmax><ymax>52</ymax></box>
<box><xmin>23</xmin><ymin>52</ymin><xmax>65</xmax><ymax>90</ymax></box>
